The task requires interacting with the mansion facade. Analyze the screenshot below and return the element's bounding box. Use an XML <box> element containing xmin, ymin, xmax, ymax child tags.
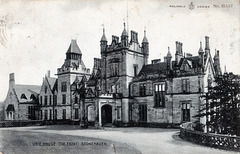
<box><xmin>3</xmin><ymin>24</ymin><xmax>222</xmax><ymax>128</ymax></box>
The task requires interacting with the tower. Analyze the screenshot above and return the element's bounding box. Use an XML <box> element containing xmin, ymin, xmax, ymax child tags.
<box><xmin>99</xmin><ymin>24</ymin><xmax>147</xmax><ymax>124</ymax></box>
<box><xmin>56</xmin><ymin>39</ymin><xmax>90</xmax><ymax>121</ymax></box>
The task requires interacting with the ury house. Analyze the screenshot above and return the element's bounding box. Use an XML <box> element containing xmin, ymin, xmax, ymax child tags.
<box><xmin>3</xmin><ymin>24</ymin><xmax>222</xmax><ymax>128</ymax></box>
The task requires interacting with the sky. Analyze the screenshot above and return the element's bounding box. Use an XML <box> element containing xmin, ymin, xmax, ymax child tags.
<box><xmin>0</xmin><ymin>0</ymin><xmax>239</xmax><ymax>102</ymax></box>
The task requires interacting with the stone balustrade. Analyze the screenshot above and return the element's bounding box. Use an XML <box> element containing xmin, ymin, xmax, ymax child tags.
<box><xmin>180</xmin><ymin>122</ymin><xmax>240</xmax><ymax>152</ymax></box>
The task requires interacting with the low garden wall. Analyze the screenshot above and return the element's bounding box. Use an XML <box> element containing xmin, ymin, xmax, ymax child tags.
<box><xmin>180</xmin><ymin>122</ymin><xmax>240</xmax><ymax>152</ymax></box>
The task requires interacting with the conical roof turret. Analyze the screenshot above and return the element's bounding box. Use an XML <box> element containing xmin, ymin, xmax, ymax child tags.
<box><xmin>142</xmin><ymin>28</ymin><xmax>148</xmax><ymax>43</ymax></box>
<box><xmin>100</xmin><ymin>27</ymin><xmax>107</xmax><ymax>42</ymax></box>
<box><xmin>198</xmin><ymin>42</ymin><xmax>204</xmax><ymax>54</ymax></box>
<box><xmin>121</xmin><ymin>22</ymin><xmax>128</xmax><ymax>36</ymax></box>
<box><xmin>167</xmin><ymin>47</ymin><xmax>172</xmax><ymax>58</ymax></box>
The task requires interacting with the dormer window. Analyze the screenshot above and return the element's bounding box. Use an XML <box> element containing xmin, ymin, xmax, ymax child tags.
<box><xmin>21</xmin><ymin>94</ymin><xmax>27</xmax><ymax>99</ymax></box>
<box><xmin>30</xmin><ymin>94</ymin><xmax>36</xmax><ymax>100</ymax></box>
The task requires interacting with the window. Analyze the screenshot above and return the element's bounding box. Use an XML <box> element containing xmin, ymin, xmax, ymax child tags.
<box><xmin>182</xmin><ymin>103</ymin><xmax>190</xmax><ymax>122</ymax></box>
<box><xmin>62</xmin><ymin>109</ymin><xmax>66</xmax><ymax>120</ymax></box>
<box><xmin>155</xmin><ymin>83</ymin><xmax>166</xmax><ymax>107</ymax></box>
<box><xmin>49</xmin><ymin>95</ymin><xmax>52</xmax><ymax>106</ymax></box>
<box><xmin>75</xmin><ymin>108</ymin><xmax>79</xmax><ymax>119</ymax></box>
<box><xmin>54</xmin><ymin>109</ymin><xmax>57</xmax><ymax>120</ymax></box>
<box><xmin>28</xmin><ymin>106</ymin><xmax>31</xmax><ymax>119</ymax></box>
<box><xmin>53</xmin><ymin>95</ymin><xmax>57</xmax><ymax>105</ymax></box>
<box><xmin>44</xmin><ymin>110</ymin><xmax>48</xmax><ymax>120</ymax></box>
<box><xmin>182</xmin><ymin>79</ymin><xmax>190</xmax><ymax>93</ymax></box>
<box><xmin>140</xmin><ymin>83</ymin><xmax>146</xmax><ymax>96</ymax></box>
<box><xmin>61</xmin><ymin>82</ymin><xmax>67</xmax><ymax>92</ymax></box>
<box><xmin>45</xmin><ymin>86</ymin><xmax>47</xmax><ymax>93</ymax></box>
<box><xmin>110</xmin><ymin>63</ymin><xmax>119</xmax><ymax>77</ymax></box>
<box><xmin>134</xmin><ymin>65</ymin><xmax>138</xmax><ymax>77</ymax></box>
<box><xmin>62</xmin><ymin>94</ymin><xmax>66</xmax><ymax>104</ymax></box>
<box><xmin>49</xmin><ymin>109</ymin><xmax>52</xmax><ymax>120</ymax></box>
<box><xmin>75</xmin><ymin>96</ymin><xmax>78</xmax><ymax>104</ymax></box>
<box><xmin>139</xmin><ymin>104</ymin><xmax>147</xmax><ymax>122</ymax></box>
<box><xmin>40</xmin><ymin>110</ymin><xmax>42</xmax><ymax>120</ymax></box>
<box><xmin>40</xmin><ymin>96</ymin><xmax>42</xmax><ymax>105</ymax></box>
<box><xmin>44</xmin><ymin>96</ymin><xmax>48</xmax><ymax>106</ymax></box>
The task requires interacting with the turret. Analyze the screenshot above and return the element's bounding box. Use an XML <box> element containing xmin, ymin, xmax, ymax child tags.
<box><xmin>121</xmin><ymin>23</ymin><xmax>128</xmax><ymax>47</ymax></box>
<box><xmin>100</xmin><ymin>27</ymin><xmax>107</xmax><ymax>54</ymax></box>
<box><xmin>142</xmin><ymin>28</ymin><xmax>149</xmax><ymax>65</ymax></box>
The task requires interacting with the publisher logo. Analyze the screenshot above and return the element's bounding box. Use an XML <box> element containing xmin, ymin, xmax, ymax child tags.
<box><xmin>189</xmin><ymin>2</ymin><xmax>195</xmax><ymax>10</ymax></box>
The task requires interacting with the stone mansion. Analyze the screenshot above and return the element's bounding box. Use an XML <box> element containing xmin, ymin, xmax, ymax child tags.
<box><xmin>4</xmin><ymin>24</ymin><xmax>222</xmax><ymax>127</ymax></box>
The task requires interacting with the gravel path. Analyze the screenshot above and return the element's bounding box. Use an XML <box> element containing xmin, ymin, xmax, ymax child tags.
<box><xmin>0</xmin><ymin>126</ymin><xmax>236</xmax><ymax>154</ymax></box>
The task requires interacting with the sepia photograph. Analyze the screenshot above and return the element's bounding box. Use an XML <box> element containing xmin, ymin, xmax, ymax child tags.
<box><xmin>0</xmin><ymin>0</ymin><xmax>239</xmax><ymax>153</ymax></box>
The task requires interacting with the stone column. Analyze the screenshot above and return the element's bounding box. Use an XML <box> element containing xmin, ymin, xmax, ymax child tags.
<box><xmin>98</xmin><ymin>101</ymin><xmax>102</xmax><ymax>127</ymax></box>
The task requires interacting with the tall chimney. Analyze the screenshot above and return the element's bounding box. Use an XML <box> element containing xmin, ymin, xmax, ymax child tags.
<box><xmin>9</xmin><ymin>73</ymin><xmax>15</xmax><ymax>88</ymax></box>
<box><xmin>179</xmin><ymin>42</ymin><xmax>183</xmax><ymax>55</ymax></box>
<box><xmin>47</xmin><ymin>70</ymin><xmax>50</xmax><ymax>77</ymax></box>
<box><xmin>205</xmin><ymin>36</ymin><xmax>210</xmax><ymax>50</ymax></box>
<box><xmin>175</xmin><ymin>41</ymin><xmax>178</xmax><ymax>54</ymax></box>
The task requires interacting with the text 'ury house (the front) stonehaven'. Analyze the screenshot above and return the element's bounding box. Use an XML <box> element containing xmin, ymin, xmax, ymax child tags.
<box><xmin>4</xmin><ymin>24</ymin><xmax>222</xmax><ymax>130</ymax></box>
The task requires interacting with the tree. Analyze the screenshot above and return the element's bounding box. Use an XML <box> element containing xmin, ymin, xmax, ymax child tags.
<box><xmin>195</xmin><ymin>72</ymin><xmax>240</xmax><ymax>136</ymax></box>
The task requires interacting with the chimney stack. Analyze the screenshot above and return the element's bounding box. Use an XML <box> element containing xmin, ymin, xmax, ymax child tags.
<box><xmin>130</xmin><ymin>31</ymin><xmax>138</xmax><ymax>43</ymax></box>
<box><xmin>180</xmin><ymin>43</ymin><xmax>183</xmax><ymax>55</ymax></box>
<box><xmin>47</xmin><ymin>70</ymin><xmax>50</xmax><ymax>77</ymax></box>
<box><xmin>205</xmin><ymin>36</ymin><xmax>210</xmax><ymax>50</ymax></box>
<box><xmin>176</xmin><ymin>41</ymin><xmax>179</xmax><ymax>54</ymax></box>
<box><xmin>9</xmin><ymin>73</ymin><xmax>15</xmax><ymax>88</ymax></box>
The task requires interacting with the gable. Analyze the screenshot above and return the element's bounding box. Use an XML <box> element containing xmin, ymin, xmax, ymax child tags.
<box><xmin>40</xmin><ymin>77</ymin><xmax>54</xmax><ymax>95</ymax></box>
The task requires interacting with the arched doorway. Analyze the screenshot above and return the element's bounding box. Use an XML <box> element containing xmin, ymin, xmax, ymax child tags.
<box><xmin>101</xmin><ymin>104</ymin><xmax>112</xmax><ymax>126</ymax></box>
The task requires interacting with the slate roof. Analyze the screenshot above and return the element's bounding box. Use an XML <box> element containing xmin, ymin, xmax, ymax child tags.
<box><xmin>138</xmin><ymin>61</ymin><xmax>176</xmax><ymax>76</ymax></box>
<box><xmin>185</xmin><ymin>56</ymin><xmax>201</xmax><ymax>68</ymax></box>
<box><xmin>14</xmin><ymin>84</ymin><xmax>41</xmax><ymax>103</ymax></box>
<box><xmin>66</xmin><ymin>39</ymin><xmax>82</xmax><ymax>54</ymax></box>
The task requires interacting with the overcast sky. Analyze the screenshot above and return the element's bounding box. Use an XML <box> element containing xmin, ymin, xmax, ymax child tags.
<box><xmin>0</xmin><ymin>0</ymin><xmax>239</xmax><ymax>102</ymax></box>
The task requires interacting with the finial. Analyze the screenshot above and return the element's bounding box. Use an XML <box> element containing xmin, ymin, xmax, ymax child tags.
<box><xmin>102</xmin><ymin>24</ymin><xmax>105</xmax><ymax>33</ymax></box>
<box><xmin>168</xmin><ymin>46</ymin><xmax>170</xmax><ymax>52</ymax></box>
<box><xmin>200</xmin><ymin>41</ymin><xmax>202</xmax><ymax>47</ymax></box>
<box><xmin>124</xmin><ymin>22</ymin><xmax>126</xmax><ymax>29</ymax></box>
<box><xmin>144</xmin><ymin>26</ymin><xmax>146</xmax><ymax>36</ymax></box>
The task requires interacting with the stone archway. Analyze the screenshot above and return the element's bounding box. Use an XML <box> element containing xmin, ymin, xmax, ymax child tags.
<box><xmin>101</xmin><ymin>104</ymin><xmax>112</xmax><ymax>126</ymax></box>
